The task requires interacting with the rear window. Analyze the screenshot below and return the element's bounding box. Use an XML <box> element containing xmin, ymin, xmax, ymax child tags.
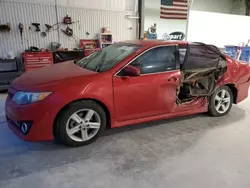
<box><xmin>179</xmin><ymin>46</ymin><xmax>187</xmax><ymax>65</ymax></box>
<box><xmin>183</xmin><ymin>44</ymin><xmax>221</xmax><ymax>70</ymax></box>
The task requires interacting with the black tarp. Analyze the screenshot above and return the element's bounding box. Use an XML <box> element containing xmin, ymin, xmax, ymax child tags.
<box><xmin>182</xmin><ymin>43</ymin><xmax>222</xmax><ymax>71</ymax></box>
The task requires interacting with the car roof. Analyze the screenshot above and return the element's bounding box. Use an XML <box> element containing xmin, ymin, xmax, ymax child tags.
<box><xmin>122</xmin><ymin>40</ymin><xmax>189</xmax><ymax>47</ymax></box>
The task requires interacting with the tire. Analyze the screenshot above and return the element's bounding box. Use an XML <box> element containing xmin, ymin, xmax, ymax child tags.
<box><xmin>54</xmin><ymin>100</ymin><xmax>107</xmax><ymax>147</ymax></box>
<box><xmin>208</xmin><ymin>85</ymin><xmax>233</xmax><ymax>117</ymax></box>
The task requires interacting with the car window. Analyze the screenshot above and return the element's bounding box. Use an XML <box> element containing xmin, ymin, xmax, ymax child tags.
<box><xmin>129</xmin><ymin>46</ymin><xmax>177</xmax><ymax>74</ymax></box>
<box><xmin>183</xmin><ymin>44</ymin><xmax>220</xmax><ymax>70</ymax></box>
<box><xmin>76</xmin><ymin>43</ymin><xmax>142</xmax><ymax>72</ymax></box>
<box><xmin>179</xmin><ymin>47</ymin><xmax>187</xmax><ymax>65</ymax></box>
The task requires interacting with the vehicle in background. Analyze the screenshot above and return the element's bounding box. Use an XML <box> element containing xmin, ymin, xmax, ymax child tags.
<box><xmin>0</xmin><ymin>59</ymin><xmax>23</xmax><ymax>91</ymax></box>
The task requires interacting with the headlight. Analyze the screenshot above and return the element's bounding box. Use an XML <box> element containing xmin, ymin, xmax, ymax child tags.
<box><xmin>12</xmin><ymin>92</ymin><xmax>51</xmax><ymax>105</ymax></box>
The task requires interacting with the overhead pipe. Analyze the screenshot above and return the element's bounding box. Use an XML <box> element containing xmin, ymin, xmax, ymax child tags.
<box><xmin>185</xmin><ymin>0</ymin><xmax>193</xmax><ymax>41</ymax></box>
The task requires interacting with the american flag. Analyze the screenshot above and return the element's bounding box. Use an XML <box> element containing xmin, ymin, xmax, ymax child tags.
<box><xmin>160</xmin><ymin>0</ymin><xmax>188</xmax><ymax>20</ymax></box>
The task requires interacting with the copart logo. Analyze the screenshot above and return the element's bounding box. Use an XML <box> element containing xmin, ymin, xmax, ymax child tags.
<box><xmin>163</xmin><ymin>32</ymin><xmax>185</xmax><ymax>40</ymax></box>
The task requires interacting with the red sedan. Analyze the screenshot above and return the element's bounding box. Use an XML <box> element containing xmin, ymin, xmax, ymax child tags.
<box><xmin>5</xmin><ymin>40</ymin><xmax>250</xmax><ymax>147</ymax></box>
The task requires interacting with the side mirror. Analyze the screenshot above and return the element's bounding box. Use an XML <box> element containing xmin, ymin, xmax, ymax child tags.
<box><xmin>122</xmin><ymin>65</ymin><xmax>140</xmax><ymax>77</ymax></box>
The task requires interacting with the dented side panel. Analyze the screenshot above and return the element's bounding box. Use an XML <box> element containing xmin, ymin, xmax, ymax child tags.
<box><xmin>217</xmin><ymin>56</ymin><xmax>250</xmax><ymax>104</ymax></box>
<box><xmin>174</xmin><ymin>97</ymin><xmax>208</xmax><ymax>112</ymax></box>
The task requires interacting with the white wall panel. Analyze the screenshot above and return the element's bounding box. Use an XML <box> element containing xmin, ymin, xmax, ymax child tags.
<box><xmin>0</xmin><ymin>1</ymin><xmax>137</xmax><ymax>57</ymax></box>
<box><xmin>2</xmin><ymin>0</ymin><xmax>137</xmax><ymax>11</ymax></box>
<box><xmin>0</xmin><ymin>1</ymin><xmax>58</xmax><ymax>58</ymax></box>
<box><xmin>57</xmin><ymin>6</ymin><xmax>137</xmax><ymax>49</ymax></box>
<box><xmin>125</xmin><ymin>0</ymin><xmax>137</xmax><ymax>12</ymax></box>
<box><xmin>187</xmin><ymin>10</ymin><xmax>250</xmax><ymax>47</ymax></box>
<box><xmin>1</xmin><ymin>0</ymin><xmax>56</xmax><ymax>5</ymax></box>
<box><xmin>58</xmin><ymin>0</ymin><xmax>126</xmax><ymax>11</ymax></box>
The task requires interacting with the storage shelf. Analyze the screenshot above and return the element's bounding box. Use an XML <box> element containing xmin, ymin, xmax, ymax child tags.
<box><xmin>99</xmin><ymin>33</ymin><xmax>113</xmax><ymax>48</ymax></box>
<box><xmin>100</xmin><ymin>33</ymin><xmax>112</xmax><ymax>35</ymax></box>
<box><xmin>101</xmin><ymin>42</ymin><xmax>113</xmax><ymax>44</ymax></box>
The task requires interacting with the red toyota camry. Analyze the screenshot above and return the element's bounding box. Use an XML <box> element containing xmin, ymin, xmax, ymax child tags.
<box><xmin>5</xmin><ymin>40</ymin><xmax>250</xmax><ymax>147</ymax></box>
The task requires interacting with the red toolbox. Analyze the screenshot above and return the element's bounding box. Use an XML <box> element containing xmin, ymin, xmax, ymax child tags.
<box><xmin>22</xmin><ymin>52</ymin><xmax>53</xmax><ymax>71</ymax></box>
<box><xmin>84</xmin><ymin>49</ymin><xmax>100</xmax><ymax>57</ymax></box>
<box><xmin>79</xmin><ymin>39</ymin><xmax>100</xmax><ymax>57</ymax></box>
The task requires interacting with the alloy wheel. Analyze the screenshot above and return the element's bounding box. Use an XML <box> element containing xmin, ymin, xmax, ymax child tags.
<box><xmin>214</xmin><ymin>89</ymin><xmax>231</xmax><ymax>114</ymax></box>
<box><xmin>66</xmin><ymin>109</ymin><xmax>101</xmax><ymax>142</ymax></box>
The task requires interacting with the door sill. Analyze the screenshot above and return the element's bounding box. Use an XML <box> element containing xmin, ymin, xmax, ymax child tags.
<box><xmin>112</xmin><ymin>106</ymin><xmax>207</xmax><ymax>128</ymax></box>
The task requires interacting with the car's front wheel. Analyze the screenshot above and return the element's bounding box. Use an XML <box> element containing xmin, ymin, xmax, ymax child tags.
<box><xmin>54</xmin><ymin>100</ymin><xmax>107</xmax><ymax>147</ymax></box>
<box><xmin>208</xmin><ymin>86</ymin><xmax>233</xmax><ymax>117</ymax></box>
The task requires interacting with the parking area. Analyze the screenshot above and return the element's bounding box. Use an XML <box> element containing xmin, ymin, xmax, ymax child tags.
<box><xmin>1</xmin><ymin>92</ymin><xmax>250</xmax><ymax>188</ymax></box>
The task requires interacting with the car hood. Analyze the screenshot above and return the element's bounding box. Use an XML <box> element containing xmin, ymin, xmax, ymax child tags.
<box><xmin>12</xmin><ymin>61</ymin><xmax>98</xmax><ymax>91</ymax></box>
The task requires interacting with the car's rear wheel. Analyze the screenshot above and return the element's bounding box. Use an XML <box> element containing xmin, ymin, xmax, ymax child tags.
<box><xmin>208</xmin><ymin>86</ymin><xmax>233</xmax><ymax>117</ymax></box>
<box><xmin>55</xmin><ymin>100</ymin><xmax>107</xmax><ymax>147</ymax></box>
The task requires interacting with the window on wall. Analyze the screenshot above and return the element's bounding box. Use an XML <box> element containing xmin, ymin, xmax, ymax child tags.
<box><xmin>130</xmin><ymin>46</ymin><xmax>177</xmax><ymax>74</ymax></box>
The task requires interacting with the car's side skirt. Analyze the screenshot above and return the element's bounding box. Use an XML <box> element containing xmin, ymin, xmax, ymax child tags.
<box><xmin>112</xmin><ymin>105</ymin><xmax>208</xmax><ymax>128</ymax></box>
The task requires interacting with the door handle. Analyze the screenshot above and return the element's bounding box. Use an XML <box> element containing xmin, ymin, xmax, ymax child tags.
<box><xmin>168</xmin><ymin>77</ymin><xmax>178</xmax><ymax>82</ymax></box>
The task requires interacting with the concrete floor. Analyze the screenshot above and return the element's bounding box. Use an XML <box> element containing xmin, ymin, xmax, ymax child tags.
<box><xmin>0</xmin><ymin>92</ymin><xmax>250</xmax><ymax>188</ymax></box>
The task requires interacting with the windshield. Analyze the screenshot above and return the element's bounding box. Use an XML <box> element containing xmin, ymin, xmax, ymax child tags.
<box><xmin>76</xmin><ymin>43</ymin><xmax>142</xmax><ymax>72</ymax></box>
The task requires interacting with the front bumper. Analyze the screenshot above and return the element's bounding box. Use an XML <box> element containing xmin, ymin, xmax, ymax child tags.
<box><xmin>5</xmin><ymin>95</ymin><xmax>56</xmax><ymax>141</ymax></box>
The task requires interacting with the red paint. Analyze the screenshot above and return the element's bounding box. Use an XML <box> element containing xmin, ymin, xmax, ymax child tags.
<box><xmin>113</xmin><ymin>70</ymin><xmax>181</xmax><ymax>121</ymax></box>
<box><xmin>174</xmin><ymin>0</ymin><xmax>188</xmax><ymax>2</ymax></box>
<box><xmin>23</xmin><ymin>52</ymin><xmax>53</xmax><ymax>71</ymax></box>
<box><xmin>79</xmin><ymin>39</ymin><xmax>100</xmax><ymax>57</ymax></box>
<box><xmin>5</xmin><ymin>40</ymin><xmax>250</xmax><ymax>142</ymax></box>
<box><xmin>160</xmin><ymin>12</ymin><xmax>188</xmax><ymax>16</ymax></box>
<box><xmin>160</xmin><ymin>7</ymin><xmax>187</xmax><ymax>11</ymax></box>
<box><xmin>160</xmin><ymin>16</ymin><xmax>187</xmax><ymax>20</ymax></box>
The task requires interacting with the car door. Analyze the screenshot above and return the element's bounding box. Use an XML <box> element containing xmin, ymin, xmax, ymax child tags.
<box><xmin>113</xmin><ymin>45</ymin><xmax>181</xmax><ymax>122</ymax></box>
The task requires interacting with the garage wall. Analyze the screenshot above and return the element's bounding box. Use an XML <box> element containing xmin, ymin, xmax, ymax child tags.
<box><xmin>191</xmin><ymin>0</ymin><xmax>234</xmax><ymax>14</ymax></box>
<box><xmin>144</xmin><ymin>0</ymin><xmax>187</xmax><ymax>40</ymax></box>
<box><xmin>144</xmin><ymin>0</ymin><xmax>235</xmax><ymax>40</ymax></box>
<box><xmin>0</xmin><ymin>1</ymin><xmax>58</xmax><ymax>58</ymax></box>
<box><xmin>56</xmin><ymin>6</ymin><xmax>137</xmax><ymax>48</ymax></box>
<box><xmin>144</xmin><ymin>9</ymin><xmax>187</xmax><ymax>40</ymax></box>
<box><xmin>1</xmin><ymin>0</ymin><xmax>138</xmax><ymax>11</ymax></box>
<box><xmin>232</xmin><ymin>0</ymin><xmax>246</xmax><ymax>15</ymax></box>
<box><xmin>0</xmin><ymin>0</ymin><xmax>138</xmax><ymax>57</ymax></box>
<box><xmin>187</xmin><ymin>10</ymin><xmax>250</xmax><ymax>47</ymax></box>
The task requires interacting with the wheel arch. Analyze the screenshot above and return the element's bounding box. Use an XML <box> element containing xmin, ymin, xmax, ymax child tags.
<box><xmin>53</xmin><ymin>98</ymin><xmax>111</xmax><ymax>138</ymax></box>
<box><xmin>225</xmin><ymin>83</ymin><xmax>238</xmax><ymax>104</ymax></box>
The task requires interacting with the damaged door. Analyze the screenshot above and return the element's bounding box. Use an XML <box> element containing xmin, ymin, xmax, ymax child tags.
<box><xmin>178</xmin><ymin>43</ymin><xmax>227</xmax><ymax>102</ymax></box>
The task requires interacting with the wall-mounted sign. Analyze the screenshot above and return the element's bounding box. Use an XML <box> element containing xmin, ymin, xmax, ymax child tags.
<box><xmin>162</xmin><ymin>31</ymin><xmax>185</xmax><ymax>41</ymax></box>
